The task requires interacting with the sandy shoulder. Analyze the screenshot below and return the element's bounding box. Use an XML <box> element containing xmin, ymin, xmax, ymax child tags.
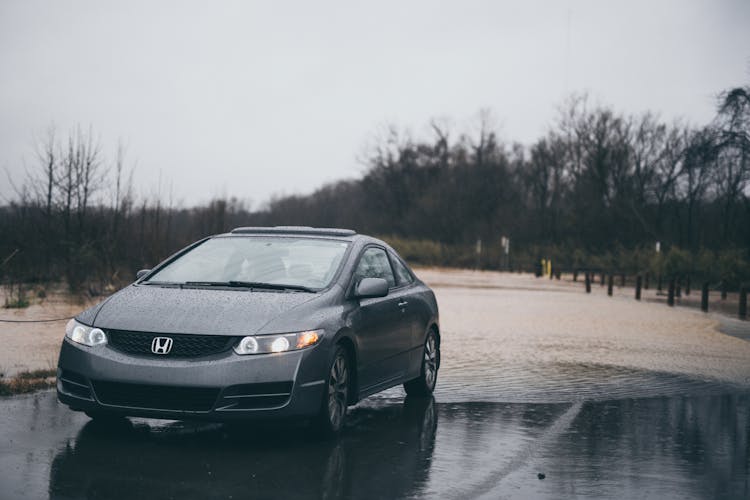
<box><xmin>0</xmin><ymin>288</ymin><xmax>96</xmax><ymax>377</ymax></box>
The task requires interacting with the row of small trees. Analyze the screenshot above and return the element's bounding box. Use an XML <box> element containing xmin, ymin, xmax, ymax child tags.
<box><xmin>1</xmin><ymin>86</ymin><xmax>748</xmax><ymax>294</ymax></box>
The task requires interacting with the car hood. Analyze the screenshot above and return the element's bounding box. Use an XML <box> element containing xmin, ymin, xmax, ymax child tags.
<box><xmin>84</xmin><ymin>285</ymin><xmax>320</xmax><ymax>335</ymax></box>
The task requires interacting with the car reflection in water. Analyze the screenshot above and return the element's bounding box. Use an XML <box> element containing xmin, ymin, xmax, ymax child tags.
<box><xmin>49</xmin><ymin>396</ymin><xmax>437</xmax><ymax>500</ymax></box>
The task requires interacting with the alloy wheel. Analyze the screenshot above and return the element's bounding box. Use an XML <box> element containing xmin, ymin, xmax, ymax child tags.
<box><xmin>424</xmin><ymin>334</ymin><xmax>438</xmax><ymax>389</ymax></box>
<box><xmin>327</xmin><ymin>352</ymin><xmax>348</xmax><ymax>428</ymax></box>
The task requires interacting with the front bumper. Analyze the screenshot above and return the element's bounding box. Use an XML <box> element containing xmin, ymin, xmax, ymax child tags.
<box><xmin>56</xmin><ymin>338</ymin><xmax>328</xmax><ymax>421</ymax></box>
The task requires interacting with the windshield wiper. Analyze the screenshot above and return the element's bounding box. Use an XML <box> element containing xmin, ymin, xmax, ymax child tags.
<box><xmin>229</xmin><ymin>281</ymin><xmax>316</xmax><ymax>292</ymax></box>
<box><xmin>141</xmin><ymin>281</ymin><xmax>183</xmax><ymax>288</ymax></box>
<box><xmin>183</xmin><ymin>281</ymin><xmax>315</xmax><ymax>292</ymax></box>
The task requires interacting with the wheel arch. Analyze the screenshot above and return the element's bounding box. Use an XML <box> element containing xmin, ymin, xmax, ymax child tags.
<box><xmin>427</xmin><ymin>322</ymin><xmax>440</xmax><ymax>346</ymax></box>
<box><xmin>332</xmin><ymin>329</ymin><xmax>360</xmax><ymax>405</ymax></box>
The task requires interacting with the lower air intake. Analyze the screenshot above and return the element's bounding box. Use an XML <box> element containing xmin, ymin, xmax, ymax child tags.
<box><xmin>92</xmin><ymin>380</ymin><xmax>219</xmax><ymax>412</ymax></box>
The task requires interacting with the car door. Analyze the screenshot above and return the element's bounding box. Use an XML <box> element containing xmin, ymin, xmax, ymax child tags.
<box><xmin>351</xmin><ymin>246</ymin><xmax>409</xmax><ymax>392</ymax></box>
<box><xmin>387</xmin><ymin>251</ymin><xmax>424</xmax><ymax>379</ymax></box>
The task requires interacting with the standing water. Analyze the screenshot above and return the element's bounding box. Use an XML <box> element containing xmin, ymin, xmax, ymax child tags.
<box><xmin>0</xmin><ymin>270</ymin><xmax>748</xmax><ymax>499</ymax></box>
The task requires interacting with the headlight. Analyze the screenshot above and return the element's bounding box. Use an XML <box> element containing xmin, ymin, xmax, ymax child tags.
<box><xmin>234</xmin><ymin>329</ymin><xmax>323</xmax><ymax>355</ymax></box>
<box><xmin>65</xmin><ymin>319</ymin><xmax>107</xmax><ymax>347</ymax></box>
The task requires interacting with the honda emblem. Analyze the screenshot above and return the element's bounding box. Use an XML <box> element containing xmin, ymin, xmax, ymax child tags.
<box><xmin>151</xmin><ymin>337</ymin><xmax>173</xmax><ymax>355</ymax></box>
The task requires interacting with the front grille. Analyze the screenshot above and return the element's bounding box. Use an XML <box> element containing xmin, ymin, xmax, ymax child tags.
<box><xmin>106</xmin><ymin>330</ymin><xmax>236</xmax><ymax>358</ymax></box>
<box><xmin>92</xmin><ymin>380</ymin><xmax>219</xmax><ymax>411</ymax></box>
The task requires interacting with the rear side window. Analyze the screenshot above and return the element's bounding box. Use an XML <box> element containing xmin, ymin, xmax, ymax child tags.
<box><xmin>390</xmin><ymin>254</ymin><xmax>413</xmax><ymax>286</ymax></box>
<box><xmin>353</xmin><ymin>247</ymin><xmax>396</xmax><ymax>288</ymax></box>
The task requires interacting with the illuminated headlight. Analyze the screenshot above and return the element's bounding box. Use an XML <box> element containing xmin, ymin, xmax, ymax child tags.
<box><xmin>271</xmin><ymin>337</ymin><xmax>290</xmax><ymax>353</ymax></box>
<box><xmin>65</xmin><ymin>319</ymin><xmax>107</xmax><ymax>347</ymax></box>
<box><xmin>234</xmin><ymin>330</ymin><xmax>323</xmax><ymax>355</ymax></box>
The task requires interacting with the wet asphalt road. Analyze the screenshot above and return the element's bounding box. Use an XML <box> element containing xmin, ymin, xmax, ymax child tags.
<box><xmin>2</xmin><ymin>274</ymin><xmax>750</xmax><ymax>499</ymax></box>
<box><xmin>1</xmin><ymin>390</ymin><xmax>749</xmax><ymax>499</ymax></box>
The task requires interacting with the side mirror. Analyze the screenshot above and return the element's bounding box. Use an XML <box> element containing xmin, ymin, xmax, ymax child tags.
<box><xmin>136</xmin><ymin>269</ymin><xmax>152</xmax><ymax>280</ymax></box>
<box><xmin>354</xmin><ymin>277</ymin><xmax>389</xmax><ymax>298</ymax></box>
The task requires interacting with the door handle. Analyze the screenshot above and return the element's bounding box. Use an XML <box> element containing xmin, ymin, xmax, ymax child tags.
<box><xmin>397</xmin><ymin>301</ymin><xmax>408</xmax><ymax>307</ymax></box>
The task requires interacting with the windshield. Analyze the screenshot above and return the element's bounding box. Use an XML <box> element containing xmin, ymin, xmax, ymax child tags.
<box><xmin>145</xmin><ymin>236</ymin><xmax>350</xmax><ymax>290</ymax></box>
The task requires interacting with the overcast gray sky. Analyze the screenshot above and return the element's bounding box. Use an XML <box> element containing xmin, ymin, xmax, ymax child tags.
<box><xmin>1</xmin><ymin>0</ymin><xmax>748</xmax><ymax>208</ymax></box>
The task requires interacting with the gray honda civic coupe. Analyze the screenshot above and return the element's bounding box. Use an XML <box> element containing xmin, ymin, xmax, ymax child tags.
<box><xmin>57</xmin><ymin>227</ymin><xmax>440</xmax><ymax>434</ymax></box>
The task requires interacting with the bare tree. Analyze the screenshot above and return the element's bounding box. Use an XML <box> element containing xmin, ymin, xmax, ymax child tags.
<box><xmin>678</xmin><ymin>127</ymin><xmax>715</xmax><ymax>249</ymax></box>
<box><xmin>525</xmin><ymin>135</ymin><xmax>567</xmax><ymax>241</ymax></box>
<box><xmin>649</xmin><ymin>123</ymin><xmax>686</xmax><ymax>241</ymax></box>
<box><xmin>627</xmin><ymin>113</ymin><xmax>666</xmax><ymax>236</ymax></box>
<box><xmin>713</xmin><ymin>87</ymin><xmax>750</xmax><ymax>241</ymax></box>
<box><xmin>35</xmin><ymin>126</ymin><xmax>57</xmax><ymax>223</ymax></box>
<box><xmin>30</xmin><ymin>125</ymin><xmax>59</xmax><ymax>275</ymax></box>
<box><xmin>72</xmin><ymin>126</ymin><xmax>105</xmax><ymax>235</ymax></box>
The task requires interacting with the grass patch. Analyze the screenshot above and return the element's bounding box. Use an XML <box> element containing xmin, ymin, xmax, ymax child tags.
<box><xmin>14</xmin><ymin>368</ymin><xmax>56</xmax><ymax>380</ymax></box>
<box><xmin>0</xmin><ymin>369</ymin><xmax>56</xmax><ymax>396</ymax></box>
<box><xmin>3</xmin><ymin>282</ymin><xmax>31</xmax><ymax>309</ymax></box>
<box><xmin>3</xmin><ymin>297</ymin><xmax>30</xmax><ymax>309</ymax></box>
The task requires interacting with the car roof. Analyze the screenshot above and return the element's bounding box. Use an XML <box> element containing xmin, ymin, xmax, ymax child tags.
<box><xmin>228</xmin><ymin>226</ymin><xmax>358</xmax><ymax>239</ymax></box>
<box><xmin>223</xmin><ymin>227</ymin><xmax>396</xmax><ymax>251</ymax></box>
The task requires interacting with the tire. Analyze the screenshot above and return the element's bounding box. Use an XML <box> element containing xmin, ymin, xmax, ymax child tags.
<box><xmin>314</xmin><ymin>345</ymin><xmax>350</xmax><ymax>437</ymax></box>
<box><xmin>403</xmin><ymin>330</ymin><xmax>439</xmax><ymax>397</ymax></box>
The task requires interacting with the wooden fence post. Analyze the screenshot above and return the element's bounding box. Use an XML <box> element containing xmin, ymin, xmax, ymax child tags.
<box><xmin>668</xmin><ymin>278</ymin><xmax>675</xmax><ymax>307</ymax></box>
<box><xmin>701</xmin><ymin>282</ymin><xmax>709</xmax><ymax>312</ymax></box>
<box><xmin>585</xmin><ymin>273</ymin><xmax>591</xmax><ymax>293</ymax></box>
<box><xmin>636</xmin><ymin>275</ymin><xmax>642</xmax><ymax>301</ymax></box>
<box><xmin>607</xmin><ymin>274</ymin><xmax>613</xmax><ymax>296</ymax></box>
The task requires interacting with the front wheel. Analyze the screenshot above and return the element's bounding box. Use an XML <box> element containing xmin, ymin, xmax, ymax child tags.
<box><xmin>314</xmin><ymin>346</ymin><xmax>349</xmax><ymax>436</ymax></box>
<box><xmin>404</xmin><ymin>330</ymin><xmax>439</xmax><ymax>397</ymax></box>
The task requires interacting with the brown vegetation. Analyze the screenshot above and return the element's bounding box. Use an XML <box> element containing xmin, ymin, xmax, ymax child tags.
<box><xmin>0</xmin><ymin>369</ymin><xmax>56</xmax><ymax>396</ymax></box>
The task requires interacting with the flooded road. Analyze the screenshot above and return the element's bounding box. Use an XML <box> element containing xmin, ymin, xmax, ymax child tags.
<box><xmin>1</xmin><ymin>270</ymin><xmax>750</xmax><ymax>499</ymax></box>
<box><xmin>2</xmin><ymin>391</ymin><xmax>748</xmax><ymax>499</ymax></box>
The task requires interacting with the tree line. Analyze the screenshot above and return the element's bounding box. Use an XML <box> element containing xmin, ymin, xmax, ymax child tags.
<box><xmin>1</xmin><ymin>86</ymin><xmax>749</xmax><ymax>297</ymax></box>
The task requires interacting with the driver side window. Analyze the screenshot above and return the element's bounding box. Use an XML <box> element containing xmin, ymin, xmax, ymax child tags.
<box><xmin>354</xmin><ymin>247</ymin><xmax>396</xmax><ymax>288</ymax></box>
